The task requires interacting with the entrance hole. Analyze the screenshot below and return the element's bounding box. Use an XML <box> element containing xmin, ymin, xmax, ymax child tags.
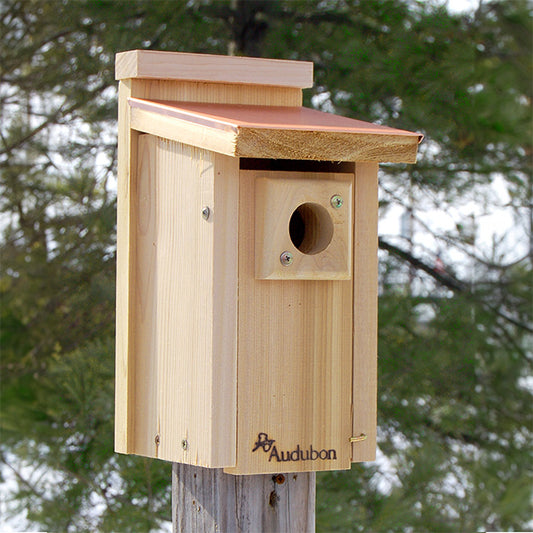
<box><xmin>289</xmin><ymin>203</ymin><xmax>334</xmax><ymax>255</ymax></box>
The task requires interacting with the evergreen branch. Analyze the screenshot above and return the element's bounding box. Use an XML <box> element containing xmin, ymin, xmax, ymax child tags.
<box><xmin>379</xmin><ymin>237</ymin><xmax>467</xmax><ymax>292</ymax></box>
<box><xmin>0</xmin><ymin>451</ymin><xmax>52</xmax><ymax>504</ymax></box>
<box><xmin>379</xmin><ymin>237</ymin><xmax>533</xmax><ymax>334</ymax></box>
<box><xmin>1</xmin><ymin>105</ymin><xmax>73</xmax><ymax>156</ymax></box>
<box><xmin>479</xmin><ymin>301</ymin><xmax>533</xmax><ymax>335</ymax></box>
<box><xmin>379</xmin><ymin>182</ymin><xmax>529</xmax><ymax>271</ymax></box>
<box><xmin>491</xmin><ymin>317</ymin><xmax>533</xmax><ymax>364</ymax></box>
<box><xmin>0</xmin><ymin>81</ymin><xmax>108</xmax><ymax>156</ymax></box>
<box><xmin>423</xmin><ymin>417</ymin><xmax>484</xmax><ymax>448</ymax></box>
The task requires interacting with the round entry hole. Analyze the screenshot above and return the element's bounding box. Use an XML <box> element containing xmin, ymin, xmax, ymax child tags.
<box><xmin>289</xmin><ymin>203</ymin><xmax>334</xmax><ymax>255</ymax></box>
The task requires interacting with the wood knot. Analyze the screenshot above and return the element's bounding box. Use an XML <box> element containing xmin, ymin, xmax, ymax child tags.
<box><xmin>269</xmin><ymin>490</ymin><xmax>279</xmax><ymax>508</ymax></box>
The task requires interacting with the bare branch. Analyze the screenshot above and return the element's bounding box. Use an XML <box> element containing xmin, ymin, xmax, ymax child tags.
<box><xmin>379</xmin><ymin>237</ymin><xmax>467</xmax><ymax>292</ymax></box>
<box><xmin>379</xmin><ymin>237</ymin><xmax>533</xmax><ymax>333</ymax></box>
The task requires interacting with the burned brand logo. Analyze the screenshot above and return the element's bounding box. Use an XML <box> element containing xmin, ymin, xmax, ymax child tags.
<box><xmin>252</xmin><ymin>433</ymin><xmax>337</xmax><ymax>463</ymax></box>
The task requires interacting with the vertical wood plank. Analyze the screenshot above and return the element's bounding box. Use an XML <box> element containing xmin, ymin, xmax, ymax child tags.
<box><xmin>211</xmin><ymin>153</ymin><xmax>240</xmax><ymax>466</ymax></box>
<box><xmin>128</xmin><ymin>137</ymin><xmax>237</xmax><ymax>466</ymax></box>
<box><xmin>115</xmin><ymin>79</ymin><xmax>137</xmax><ymax>453</ymax></box>
<box><xmin>155</xmin><ymin>139</ymin><xmax>214</xmax><ymax>464</ymax></box>
<box><xmin>132</xmin><ymin>134</ymin><xmax>159</xmax><ymax>456</ymax></box>
<box><xmin>172</xmin><ymin>463</ymin><xmax>315</xmax><ymax>533</ymax></box>
<box><xmin>351</xmin><ymin>162</ymin><xmax>379</xmax><ymax>462</ymax></box>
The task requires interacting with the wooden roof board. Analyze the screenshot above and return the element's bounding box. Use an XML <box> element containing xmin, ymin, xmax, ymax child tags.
<box><xmin>116</xmin><ymin>50</ymin><xmax>313</xmax><ymax>88</ymax></box>
<box><xmin>128</xmin><ymin>98</ymin><xmax>423</xmax><ymax>163</ymax></box>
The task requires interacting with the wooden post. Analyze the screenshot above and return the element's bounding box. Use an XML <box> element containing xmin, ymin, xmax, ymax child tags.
<box><xmin>172</xmin><ymin>463</ymin><xmax>315</xmax><ymax>533</ymax></box>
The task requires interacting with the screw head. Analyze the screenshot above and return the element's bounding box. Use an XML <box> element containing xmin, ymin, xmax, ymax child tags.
<box><xmin>181</xmin><ymin>439</ymin><xmax>189</xmax><ymax>451</ymax></box>
<box><xmin>201</xmin><ymin>206</ymin><xmax>210</xmax><ymax>220</ymax></box>
<box><xmin>330</xmin><ymin>195</ymin><xmax>343</xmax><ymax>209</ymax></box>
<box><xmin>280</xmin><ymin>251</ymin><xmax>294</xmax><ymax>266</ymax></box>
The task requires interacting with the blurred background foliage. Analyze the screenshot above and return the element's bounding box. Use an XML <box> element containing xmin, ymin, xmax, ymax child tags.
<box><xmin>0</xmin><ymin>0</ymin><xmax>531</xmax><ymax>531</ymax></box>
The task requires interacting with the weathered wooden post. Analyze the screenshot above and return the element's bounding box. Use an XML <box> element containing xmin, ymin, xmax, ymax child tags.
<box><xmin>114</xmin><ymin>50</ymin><xmax>421</xmax><ymax>532</ymax></box>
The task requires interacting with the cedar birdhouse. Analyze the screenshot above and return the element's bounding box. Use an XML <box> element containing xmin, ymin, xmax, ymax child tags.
<box><xmin>114</xmin><ymin>50</ymin><xmax>421</xmax><ymax>475</ymax></box>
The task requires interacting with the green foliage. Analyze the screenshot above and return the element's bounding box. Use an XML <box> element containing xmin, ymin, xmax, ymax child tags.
<box><xmin>1</xmin><ymin>339</ymin><xmax>172</xmax><ymax>531</ymax></box>
<box><xmin>1</xmin><ymin>0</ymin><xmax>531</xmax><ymax>531</ymax></box>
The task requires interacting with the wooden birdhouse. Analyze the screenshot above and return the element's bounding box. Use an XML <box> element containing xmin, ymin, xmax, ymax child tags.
<box><xmin>114</xmin><ymin>50</ymin><xmax>422</xmax><ymax>475</ymax></box>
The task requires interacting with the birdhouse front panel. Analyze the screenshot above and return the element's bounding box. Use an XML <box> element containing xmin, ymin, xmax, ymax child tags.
<box><xmin>224</xmin><ymin>165</ymin><xmax>355</xmax><ymax>475</ymax></box>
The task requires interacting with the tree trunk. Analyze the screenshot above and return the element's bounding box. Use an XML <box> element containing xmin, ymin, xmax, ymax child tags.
<box><xmin>172</xmin><ymin>463</ymin><xmax>315</xmax><ymax>533</ymax></box>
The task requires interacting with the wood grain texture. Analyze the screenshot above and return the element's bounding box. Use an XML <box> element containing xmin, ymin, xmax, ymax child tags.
<box><xmin>225</xmin><ymin>170</ymin><xmax>353</xmax><ymax>475</ymax></box>
<box><xmin>127</xmin><ymin>98</ymin><xmax>421</xmax><ymax>163</ymax></box>
<box><xmin>210</xmin><ymin>151</ymin><xmax>240</xmax><ymax>465</ymax></box>
<box><xmin>351</xmin><ymin>162</ymin><xmax>379</xmax><ymax>462</ymax></box>
<box><xmin>116</xmin><ymin>50</ymin><xmax>313</xmax><ymax>88</ymax></box>
<box><xmin>115</xmin><ymin>79</ymin><xmax>137</xmax><ymax>453</ymax></box>
<box><xmin>126</xmin><ymin>136</ymin><xmax>238</xmax><ymax>466</ymax></box>
<box><xmin>255</xmin><ymin>173</ymin><xmax>353</xmax><ymax>280</ymax></box>
<box><xmin>130</xmin><ymin>79</ymin><xmax>302</xmax><ymax>106</ymax></box>
<box><xmin>129</xmin><ymin>106</ymin><xmax>237</xmax><ymax>159</ymax></box>
<box><xmin>132</xmin><ymin>134</ymin><xmax>158</xmax><ymax>457</ymax></box>
<box><xmin>135</xmin><ymin>100</ymin><xmax>420</xmax><ymax>137</ymax></box>
<box><xmin>173</xmin><ymin>463</ymin><xmax>315</xmax><ymax>533</ymax></box>
<box><xmin>236</xmin><ymin>128</ymin><xmax>420</xmax><ymax>163</ymax></box>
<box><xmin>116</xmin><ymin>57</ymin><xmax>301</xmax><ymax>462</ymax></box>
<box><xmin>116</xmin><ymin>52</ymin><xmax>382</xmax><ymax>475</ymax></box>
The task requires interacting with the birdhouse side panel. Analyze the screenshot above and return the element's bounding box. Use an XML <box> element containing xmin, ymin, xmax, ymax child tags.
<box><xmin>126</xmin><ymin>135</ymin><xmax>237</xmax><ymax>467</ymax></box>
<box><xmin>115</xmin><ymin>79</ymin><xmax>139</xmax><ymax>454</ymax></box>
<box><xmin>351</xmin><ymin>162</ymin><xmax>379</xmax><ymax>462</ymax></box>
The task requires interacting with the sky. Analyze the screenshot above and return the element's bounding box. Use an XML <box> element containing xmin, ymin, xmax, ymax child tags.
<box><xmin>446</xmin><ymin>0</ymin><xmax>480</xmax><ymax>13</ymax></box>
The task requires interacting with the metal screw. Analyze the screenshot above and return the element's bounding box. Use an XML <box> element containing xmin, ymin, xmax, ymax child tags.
<box><xmin>181</xmin><ymin>439</ymin><xmax>189</xmax><ymax>451</ymax></box>
<box><xmin>155</xmin><ymin>434</ymin><xmax>160</xmax><ymax>446</ymax></box>
<box><xmin>201</xmin><ymin>206</ymin><xmax>210</xmax><ymax>220</ymax></box>
<box><xmin>280</xmin><ymin>251</ymin><xmax>294</xmax><ymax>266</ymax></box>
<box><xmin>330</xmin><ymin>195</ymin><xmax>343</xmax><ymax>209</ymax></box>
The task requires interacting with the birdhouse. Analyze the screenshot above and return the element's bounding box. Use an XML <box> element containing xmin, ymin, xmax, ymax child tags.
<box><xmin>114</xmin><ymin>50</ymin><xmax>422</xmax><ymax>475</ymax></box>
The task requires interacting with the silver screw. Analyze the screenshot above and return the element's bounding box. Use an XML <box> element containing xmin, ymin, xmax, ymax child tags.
<box><xmin>280</xmin><ymin>251</ymin><xmax>294</xmax><ymax>266</ymax></box>
<box><xmin>181</xmin><ymin>439</ymin><xmax>189</xmax><ymax>451</ymax></box>
<box><xmin>330</xmin><ymin>195</ymin><xmax>343</xmax><ymax>209</ymax></box>
<box><xmin>201</xmin><ymin>206</ymin><xmax>210</xmax><ymax>220</ymax></box>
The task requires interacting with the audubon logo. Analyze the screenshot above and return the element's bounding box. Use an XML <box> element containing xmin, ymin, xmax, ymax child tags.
<box><xmin>252</xmin><ymin>433</ymin><xmax>337</xmax><ymax>463</ymax></box>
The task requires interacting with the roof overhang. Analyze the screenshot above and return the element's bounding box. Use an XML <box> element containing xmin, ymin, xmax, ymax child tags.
<box><xmin>128</xmin><ymin>98</ymin><xmax>423</xmax><ymax>163</ymax></box>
